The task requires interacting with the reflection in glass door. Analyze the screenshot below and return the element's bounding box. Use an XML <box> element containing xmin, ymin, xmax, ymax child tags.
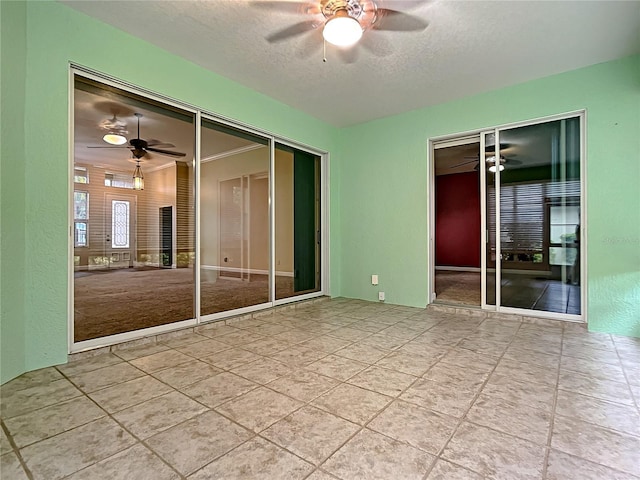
<box><xmin>496</xmin><ymin>116</ymin><xmax>582</xmax><ymax>315</ymax></box>
<box><xmin>199</xmin><ymin>119</ymin><xmax>271</xmax><ymax>316</ymax></box>
<box><xmin>482</xmin><ymin>132</ymin><xmax>497</xmax><ymax>307</ymax></box>
<box><xmin>275</xmin><ymin>144</ymin><xmax>322</xmax><ymax>300</ymax></box>
<box><xmin>73</xmin><ymin>75</ymin><xmax>196</xmax><ymax>342</ymax></box>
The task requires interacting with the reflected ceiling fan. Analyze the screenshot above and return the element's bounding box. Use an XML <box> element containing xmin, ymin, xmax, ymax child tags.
<box><xmin>89</xmin><ymin>113</ymin><xmax>186</xmax><ymax>160</ymax></box>
<box><xmin>253</xmin><ymin>0</ymin><xmax>429</xmax><ymax>61</ymax></box>
<box><xmin>450</xmin><ymin>144</ymin><xmax>522</xmax><ymax>172</ymax></box>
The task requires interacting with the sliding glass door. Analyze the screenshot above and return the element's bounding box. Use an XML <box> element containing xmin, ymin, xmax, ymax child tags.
<box><xmin>274</xmin><ymin>143</ymin><xmax>322</xmax><ymax>300</ymax></box>
<box><xmin>72</xmin><ymin>76</ymin><xmax>196</xmax><ymax>342</ymax></box>
<box><xmin>71</xmin><ymin>70</ymin><xmax>326</xmax><ymax>349</ymax></box>
<box><xmin>199</xmin><ymin>119</ymin><xmax>271</xmax><ymax>317</ymax></box>
<box><xmin>482</xmin><ymin>114</ymin><xmax>583</xmax><ymax>317</ymax></box>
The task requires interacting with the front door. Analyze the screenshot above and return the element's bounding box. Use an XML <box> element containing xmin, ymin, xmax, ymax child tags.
<box><xmin>105</xmin><ymin>193</ymin><xmax>136</xmax><ymax>269</ymax></box>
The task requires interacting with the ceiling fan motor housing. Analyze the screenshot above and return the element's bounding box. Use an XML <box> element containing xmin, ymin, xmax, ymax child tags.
<box><xmin>322</xmin><ymin>0</ymin><xmax>377</xmax><ymax>28</ymax></box>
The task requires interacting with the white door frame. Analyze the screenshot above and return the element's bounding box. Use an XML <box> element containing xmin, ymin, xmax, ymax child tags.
<box><xmin>428</xmin><ymin>110</ymin><xmax>587</xmax><ymax>323</ymax></box>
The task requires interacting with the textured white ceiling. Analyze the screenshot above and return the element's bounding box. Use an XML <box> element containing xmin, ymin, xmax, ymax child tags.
<box><xmin>62</xmin><ymin>0</ymin><xmax>640</xmax><ymax>127</ymax></box>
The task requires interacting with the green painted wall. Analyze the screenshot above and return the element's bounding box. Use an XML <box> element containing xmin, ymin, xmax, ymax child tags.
<box><xmin>340</xmin><ymin>55</ymin><xmax>640</xmax><ymax>337</ymax></box>
<box><xmin>0</xmin><ymin>1</ymin><xmax>341</xmax><ymax>384</ymax></box>
<box><xmin>1</xmin><ymin>0</ymin><xmax>28</xmax><ymax>383</ymax></box>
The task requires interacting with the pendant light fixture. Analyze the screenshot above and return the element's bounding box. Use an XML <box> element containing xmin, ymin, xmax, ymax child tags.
<box><xmin>323</xmin><ymin>8</ymin><xmax>363</xmax><ymax>47</ymax></box>
<box><xmin>132</xmin><ymin>160</ymin><xmax>144</xmax><ymax>190</ymax></box>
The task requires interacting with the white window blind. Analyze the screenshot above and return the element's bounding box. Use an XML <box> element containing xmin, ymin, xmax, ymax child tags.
<box><xmin>488</xmin><ymin>180</ymin><xmax>580</xmax><ymax>253</ymax></box>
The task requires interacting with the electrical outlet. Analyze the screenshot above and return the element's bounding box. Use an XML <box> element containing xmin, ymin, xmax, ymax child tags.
<box><xmin>378</xmin><ymin>291</ymin><xmax>385</xmax><ymax>301</ymax></box>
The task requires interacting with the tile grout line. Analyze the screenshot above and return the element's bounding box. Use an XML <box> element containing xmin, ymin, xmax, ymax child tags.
<box><xmin>311</xmin><ymin>314</ymin><xmax>457</xmax><ymax>478</ymax></box>
<box><xmin>187</xmin><ymin>307</ymin><xmax>407</xmax><ymax>479</ymax></box>
<box><xmin>540</xmin><ymin>320</ymin><xmax>565</xmax><ymax>480</ymax></box>
<box><xmin>5</xmin><ymin>301</ymin><xmax>639</xmax><ymax>480</ymax></box>
<box><xmin>1</xmin><ymin>419</ymin><xmax>34</xmax><ymax>480</ymax></box>
<box><xmin>53</xmin><ymin>367</ymin><xmax>189</xmax><ymax>480</ymax></box>
<box><xmin>419</xmin><ymin>316</ymin><xmax>530</xmax><ymax>480</ymax></box>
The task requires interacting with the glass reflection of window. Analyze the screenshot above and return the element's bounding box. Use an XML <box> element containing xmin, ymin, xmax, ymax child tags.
<box><xmin>112</xmin><ymin>200</ymin><xmax>130</xmax><ymax>248</ymax></box>
<box><xmin>74</xmin><ymin>191</ymin><xmax>89</xmax><ymax>247</ymax></box>
<box><xmin>74</xmin><ymin>222</ymin><xmax>87</xmax><ymax>247</ymax></box>
<box><xmin>74</xmin><ymin>191</ymin><xmax>88</xmax><ymax>219</ymax></box>
<box><xmin>105</xmin><ymin>172</ymin><xmax>134</xmax><ymax>189</ymax></box>
<box><xmin>74</xmin><ymin>167</ymin><xmax>88</xmax><ymax>184</ymax></box>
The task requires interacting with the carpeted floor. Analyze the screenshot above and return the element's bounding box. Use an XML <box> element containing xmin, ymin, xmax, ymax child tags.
<box><xmin>74</xmin><ymin>268</ymin><xmax>297</xmax><ymax>342</ymax></box>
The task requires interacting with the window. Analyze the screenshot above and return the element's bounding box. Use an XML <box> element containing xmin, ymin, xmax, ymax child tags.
<box><xmin>74</xmin><ymin>191</ymin><xmax>89</xmax><ymax>247</ymax></box>
<box><xmin>105</xmin><ymin>172</ymin><xmax>134</xmax><ymax>189</ymax></box>
<box><xmin>74</xmin><ymin>167</ymin><xmax>88</xmax><ymax>184</ymax></box>
<box><xmin>549</xmin><ymin>202</ymin><xmax>580</xmax><ymax>266</ymax></box>
<box><xmin>112</xmin><ymin>200</ymin><xmax>130</xmax><ymax>248</ymax></box>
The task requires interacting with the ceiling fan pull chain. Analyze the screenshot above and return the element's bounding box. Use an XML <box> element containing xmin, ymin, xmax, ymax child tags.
<box><xmin>323</xmin><ymin>38</ymin><xmax>327</xmax><ymax>63</ymax></box>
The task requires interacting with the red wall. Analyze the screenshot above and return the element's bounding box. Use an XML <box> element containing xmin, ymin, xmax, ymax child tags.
<box><xmin>435</xmin><ymin>171</ymin><xmax>480</xmax><ymax>267</ymax></box>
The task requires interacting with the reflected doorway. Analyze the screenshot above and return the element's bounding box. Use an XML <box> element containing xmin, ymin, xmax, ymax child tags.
<box><xmin>433</xmin><ymin>139</ymin><xmax>481</xmax><ymax>306</ymax></box>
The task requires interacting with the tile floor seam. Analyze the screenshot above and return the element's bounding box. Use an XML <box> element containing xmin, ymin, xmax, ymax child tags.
<box><xmin>539</xmin><ymin>322</ymin><xmax>563</xmax><ymax>480</ymax></box>
<box><xmin>143</xmin><ymin>411</ymin><xmax>259</xmax><ymax>478</ymax></box>
<box><xmin>1</xmin><ymin>419</ymin><xmax>34</xmax><ymax>480</ymax></box>
<box><xmin>419</xmin><ymin>317</ymin><xmax>530</xmax><ymax>480</ymax></box>
<box><xmin>6</xmin><ymin>300</ymin><xmax>640</xmax><ymax>479</ymax></box>
<box><xmin>268</xmin><ymin>327</ymin><xmax>445</xmax><ymax>475</ymax></box>
<box><xmin>54</xmin><ymin>366</ymin><xmax>189</xmax><ymax>480</ymax></box>
<box><xmin>613</xmin><ymin>336</ymin><xmax>640</xmax><ymax>415</ymax></box>
<box><xmin>308</xmin><ymin>333</ymin><xmax>463</xmax><ymax>478</ymax></box>
<box><xmin>547</xmin><ymin>328</ymin><xmax>640</xmax><ymax>478</ymax></box>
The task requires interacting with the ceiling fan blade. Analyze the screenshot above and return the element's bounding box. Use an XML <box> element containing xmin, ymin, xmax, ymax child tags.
<box><xmin>250</xmin><ymin>1</ymin><xmax>318</xmax><ymax>14</ymax></box>
<box><xmin>146</xmin><ymin>147</ymin><xmax>187</xmax><ymax>158</ymax></box>
<box><xmin>336</xmin><ymin>45</ymin><xmax>360</xmax><ymax>64</ymax></box>
<box><xmin>146</xmin><ymin>140</ymin><xmax>175</xmax><ymax>148</ymax></box>
<box><xmin>449</xmin><ymin>159</ymin><xmax>478</xmax><ymax>169</ymax></box>
<box><xmin>374</xmin><ymin>9</ymin><xmax>429</xmax><ymax>32</ymax></box>
<box><xmin>266</xmin><ymin>20</ymin><xmax>318</xmax><ymax>42</ymax></box>
<box><xmin>360</xmin><ymin>33</ymin><xmax>393</xmax><ymax>57</ymax></box>
<box><xmin>379</xmin><ymin>0</ymin><xmax>431</xmax><ymax>9</ymax></box>
<box><xmin>295</xmin><ymin>28</ymin><xmax>323</xmax><ymax>59</ymax></box>
<box><xmin>87</xmin><ymin>145</ymin><xmax>128</xmax><ymax>149</ymax></box>
<box><xmin>503</xmin><ymin>158</ymin><xmax>522</xmax><ymax>165</ymax></box>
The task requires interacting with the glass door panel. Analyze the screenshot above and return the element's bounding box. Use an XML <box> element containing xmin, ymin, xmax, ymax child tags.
<box><xmin>483</xmin><ymin>132</ymin><xmax>497</xmax><ymax>306</ymax></box>
<box><xmin>199</xmin><ymin>119</ymin><xmax>271</xmax><ymax>315</ymax></box>
<box><xmin>498</xmin><ymin>117</ymin><xmax>581</xmax><ymax>315</ymax></box>
<box><xmin>274</xmin><ymin>144</ymin><xmax>322</xmax><ymax>300</ymax></box>
<box><xmin>73</xmin><ymin>75</ymin><xmax>196</xmax><ymax>342</ymax></box>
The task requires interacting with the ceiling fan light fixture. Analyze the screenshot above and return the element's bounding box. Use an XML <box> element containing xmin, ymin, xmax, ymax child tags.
<box><xmin>132</xmin><ymin>161</ymin><xmax>144</xmax><ymax>191</ymax></box>
<box><xmin>103</xmin><ymin>132</ymin><xmax>128</xmax><ymax>145</ymax></box>
<box><xmin>323</xmin><ymin>10</ymin><xmax>363</xmax><ymax>47</ymax></box>
<box><xmin>488</xmin><ymin>164</ymin><xmax>505</xmax><ymax>173</ymax></box>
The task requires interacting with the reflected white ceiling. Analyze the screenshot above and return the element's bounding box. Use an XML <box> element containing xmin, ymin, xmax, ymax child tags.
<box><xmin>62</xmin><ymin>1</ymin><xmax>640</xmax><ymax>127</ymax></box>
<box><xmin>74</xmin><ymin>87</ymin><xmax>260</xmax><ymax>172</ymax></box>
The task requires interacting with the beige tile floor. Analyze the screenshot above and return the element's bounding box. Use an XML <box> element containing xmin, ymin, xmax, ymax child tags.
<box><xmin>1</xmin><ymin>298</ymin><xmax>640</xmax><ymax>480</ymax></box>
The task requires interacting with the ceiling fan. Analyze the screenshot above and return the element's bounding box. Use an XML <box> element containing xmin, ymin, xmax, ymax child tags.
<box><xmin>88</xmin><ymin>113</ymin><xmax>187</xmax><ymax>159</ymax></box>
<box><xmin>450</xmin><ymin>146</ymin><xmax>522</xmax><ymax>172</ymax></box>
<box><xmin>254</xmin><ymin>0</ymin><xmax>429</xmax><ymax>59</ymax></box>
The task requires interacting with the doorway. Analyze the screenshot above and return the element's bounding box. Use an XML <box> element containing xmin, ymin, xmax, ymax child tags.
<box><xmin>433</xmin><ymin>138</ymin><xmax>481</xmax><ymax>306</ymax></box>
<box><xmin>430</xmin><ymin>113</ymin><xmax>585</xmax><ymax>321</ymax></box>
